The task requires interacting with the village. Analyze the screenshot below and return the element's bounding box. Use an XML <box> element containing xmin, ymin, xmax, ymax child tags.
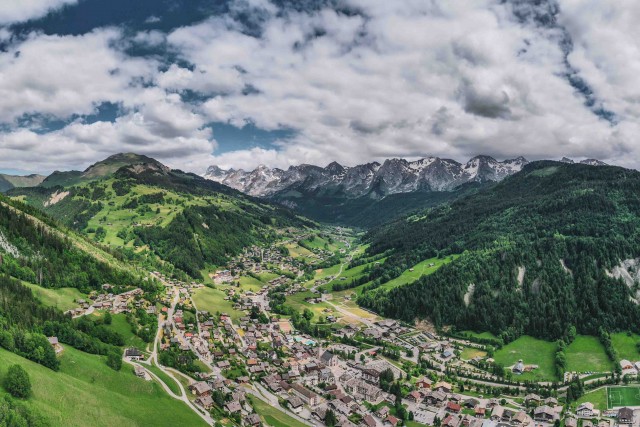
<box><xmin>49</xmin><ymin>228</ymin><xmax>640</xmax><ymax>427</ymax></box>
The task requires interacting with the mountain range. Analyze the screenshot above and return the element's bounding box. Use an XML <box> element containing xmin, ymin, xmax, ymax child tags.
<box><xmin>204</xmin><ymin>155</ymin><xmax>607</xmax><ymax>199</ymax></box>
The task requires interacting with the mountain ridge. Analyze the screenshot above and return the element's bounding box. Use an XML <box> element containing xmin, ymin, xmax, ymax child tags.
<box><xmin>204</xmin><ymin>155</ymin><xmax>607</xmax><ymax>199</ymax></box>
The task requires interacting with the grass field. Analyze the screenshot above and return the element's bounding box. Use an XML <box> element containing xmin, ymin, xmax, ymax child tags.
<box><xmin>237</xmin><ymin>276</ymin><xmax>266</xmax><ymax>292</ymax></box>
<box><xmin>91</xmin><ymin>312</ymin><xmax>148</xmax><ymax>351</ymax></box>
<box><xmin>607</xmin><ymin>386</ymin><xmax>640</xmax><ymax>408</ymax></box>
<box><xmin>377</xmin><ymin>255</ymin><xmax>459</xmax><ymax>291</ymax></box>
<box><xmin>612</xmin><ymin>333</ymin><xmax>640</xmax><ymax>361</ymax></box>
<box><xmin>22</xmin><ymin>281</ymin><xmax>85</xmax><ymax>312</ymax></box>
<box><xmin>461</xmin><ymin>347</ymin><xmax>487</xmax><ymax>360</ymax></box>
<box><xmin>147</xmin><ymin>361</ymin><xmax>181</xmax><ymax>395</ymax></box>
<box><xmin>249</xmin><ymin>396</ymin><xmax>308</xmax><ymax>427</ymax></box>
<box><xmin>460</xmin><ymin>331</ymin><xmax>498</xmax><ymax>340</ymax></box>
<box><xmin>565</xmin><ymin>335</ymin><xmax>613</xmax><ymax>373</ymax></box>
<box><xmin>493</xmin><ymin>335</ymin><xmax>558</xmax><ymax>381</ymax></box>
<box><xmin>192</xmin><ymin>286</ymin><xmax>245</xmax><ymax>321</ymax></box>
<box><xmin>286</xmin><ymin>291</ymin><xmax>336</xmax><ymax>319</ymax></box>
<box><xmin>576</xmin><ymin>388</ymin><xmax>608</xmax><ymax>411</ymax></box>
<box><xmin>0</xmin><ymin>347</ymin><xmax>206</xmax><ymax>426</ymax></box>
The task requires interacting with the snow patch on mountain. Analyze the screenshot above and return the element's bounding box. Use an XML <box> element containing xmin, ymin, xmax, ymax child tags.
<box><xmin>204</xmin><ymin>155</ymin><xmax>531</xmax><ymax>198</ymax></box>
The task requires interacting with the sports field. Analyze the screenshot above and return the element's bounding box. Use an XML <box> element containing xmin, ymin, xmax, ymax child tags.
<box><xmin>607</xmin><ymin>386</ymin><xmax>640</xmax><ymax>408</ymax></box>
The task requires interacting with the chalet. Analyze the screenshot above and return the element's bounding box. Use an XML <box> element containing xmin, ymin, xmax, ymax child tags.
<box><xmin>407</xmin><ymin>391</ymin><xmax>424</xmax><ymax>403</ymax></box>
<box><xmin>618</xmin><ymin>408</ymin><xmax>633</xmax><ymax>425</ymax></box>
<box><xmin>474</xmin><ymin>406</ymin><xmax>486</xmax><ymax>418</ymax></box>
<box><xmin>425</xmin><ymin>390</ymin><xmax>447</xmax><ymax>406</ymax></box>
<box><xmin>245</xmin><ymin>414</ymin><xmax>261</xmax><ymax>426</ymax></box>
<box><xmin>416</xmin><ymin>377</ymin><xmax>433</xmax><ymax>389</ymax></box>
<box><xmin>125</xmin><ymin>347</ymin><xmax>143</xmax><ymax>361</ymax></box>
<box><xmin>544</xmin><ymin>397</ymin><xmax>558</xmax><ymax>407</ymax></box>
<box><xmin>512</xmin><ymin>411</ymin><xmax>528</xmax><ymax>425</ymax></box>
<box><xmin>47</xmin><ymin>337</ymin><xmax>63</xmax><ymax>354</ymax></box>
<box><xmin>377</xmin><ymin>406</ymin><xmax>390</xmax><ymax>418</ymax></box>
<box><xmin>577</xmin><ymin>402</ymin><xmax>595</xmax><ymax>418</ymax></box>
<box><xmin>443</xmin><ymin>414</ymin><xmax>462</xmax><ymax>427</ymax></box>
<box><xmin>533</xmin><ymin>406</ymin><xmax>557</xmax><ymax>422</ymax></box>
<box><xmin>433</xmin><ymin>381</ymin><xmax>453</xmax><ymax>393</ymax></box>
<box><xmin>190</xmin><ymin>381</ymin><xmax>212</xmax><ymax>397</ymax></box>
<box><xmin>447</xmin><ymin>402</ymin><xmax>462</xmax><ymax>414</ymax></box>
<box><xmin>565</xmin><ymin>417</ymin><xmax>578</xmax><ymax>427</ymax></box>
<box><xmin>225</xmin><ymin>401</ymin><xmax>242</xmax><ymax>413</ymax></box>
<box><xmin>196</xmin><ymin>395</ymin><xmax>214</xmax><ymax>410</ymax></box>
<box><xmin>524</xmin><ymin>394</ymin><xmax>541</xmax><ymax>406</ymax></box>
<box><xmin>384</xmin><ymin>415</ymin><xmax>400</xmax><ymax>427</ymax></box>
<box><xmin>362</xmin><ymin>415</ymin><xmax>377</xmax><ymax>427</ymax></box>
<box><xmin>287</xmin><ymin>396</ymin><xmax>304</xmax><ymax>414</ymax></box>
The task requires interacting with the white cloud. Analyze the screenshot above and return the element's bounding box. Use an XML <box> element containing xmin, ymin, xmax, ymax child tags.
<box><xmin>2</xmin><ymin>0</ymin><xmax>640</xmax><ymax>175</ymax></box>
<box><xmin>0</xmin><ymin>29</ymin><xmax>156</xmax><ymax>122</ymax></box>
<box><xmin>0</xmin><ymin>0</ymin><xmax>77</xmax><ymax>25</ymax></box>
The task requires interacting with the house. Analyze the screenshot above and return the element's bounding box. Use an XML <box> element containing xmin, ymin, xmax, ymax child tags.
<box><xmin>384</xmin><ymin>415</ymin><xmax>400</xmax><ymax>427</ymax></box>
<box><xmin>407</xmin><ymin>391</ymin><xmax>424</xmax><ymax>403</ymax></box>
<box><xmin>618</xmin><ymin>408</ymin><xmax>633</xmax><ymax>425</ymax></box>
<box><xmin>344</xmin><ymin>378</ymin><xmax>382</xmax><ymax>402</ymax></box>
<box><xmin>47</xmin><ymin>337</ymin><xmax>63</xmax><ymax>354</ymax></box>
<box><xmin>288</xmin><ymin>396</ymin><xmax>305</xmax><ymax>414</ymax></box>
<box><xmin>225</xmin><ymin>401</ymin><xmax>242</xmax><ymax>413</ymax></box>
<box><xmin>196</xmin><ymin>395</ymin><xmax>214</xmax><ymax>410</ymax></box>
<box><xmin>565</xmin><ymin>417</ymin><xmax>578</xmax><ymax>427</ymax></box>
<box><xmin>577</xmin><ymin>402</ymin><xmax>595</xmax><ymax>418</ymax></box>
<box><xmin>416</xmin><ymin>377</ymin><xmax>433</xmax><ymax>389</ymax></box>
<box><xmin>362</xmin><ymin>369</ymin><xmax>381</xmax><ymax>384</ymax></box>
<box><xmin>474</xmin><ymin>406</ymin><xmax>486</xmax><ymax>418</ymax></box>
<box><xmin>434</xmin><ymin>381</ymin><xmax>453</xmax><ymax>393</ymax></box>
<box><xmin>425</xmin><ymin>390</ymin><xmax>447</xmax><ymax>406</ymax></box>
<box><xmin>291</xmin><ymin>383</ymin><xmax>320</xmax><ymax>406</ymax></box>
<box><xmin>377</xmin><ymin>406</ymin><xmax>390</xmax><ymax>418</ymax></box>
<box><xmin>524</xmin><ymin>394</ymin><xmax>541</xmax><ymax>406</ymax></box>
<box><xmin>125</xmin><ymin>347</ymin><xmax>143</xmax><ymax>361</ymax></box>
<box><xmin>447</xmin><ymin>402</ymin><xmax>462</xmax><ymax>413</ymax></box>
<box><xmin>320</xmin><ymin>350</ymin><xmax>339</xmax><ymax>367</ymax></box>
<box><xmin>362</xmin><ymin>415</ymin><xmax>377</xmax><ymax>427</ymax></box>
<box><xmin>534</xmin><ymin>406</ymin><xmax>557</xmax><ymax>422</ymax></box>
<box><xmin>189</xmin><ymin>381</ymin><xmax>212</xmax><ymax>397</ymax></box>
<box><xmin>245</xmin><ymin>414</ymin><xmax>261</xmax><ymax>426</ymax></box>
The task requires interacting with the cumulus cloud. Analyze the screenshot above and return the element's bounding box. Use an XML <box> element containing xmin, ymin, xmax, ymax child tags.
<box><xmin>162</xmin><ymin>0</ymin><xmax>640</xmax><ymax>170</ymax></box>
<box><xmin>1</xmin><ymin>0</ymin><xmax>640</xmax><ymax>174</ymax></box>
<box><xmin>0</xmin><ymin>0</ymin><xmax>77</xmax><ymax>25</ymax></box>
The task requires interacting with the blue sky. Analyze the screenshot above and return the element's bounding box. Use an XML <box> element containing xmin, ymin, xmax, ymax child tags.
<box><xmin>0</xmin><ymin>0</ymin><xmax>639</xmax><ymax>175</ymax></box>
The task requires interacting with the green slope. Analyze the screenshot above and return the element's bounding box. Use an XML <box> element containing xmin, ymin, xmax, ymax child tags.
<box><xmin>0</xmin><ymin>347</ymin><xmax>206</xmax><ymax>427</ymax></box>
<box><xmin>359</xmin><ymin>162</ymin><xmax>640</xmax><ymax>341</ymax></box>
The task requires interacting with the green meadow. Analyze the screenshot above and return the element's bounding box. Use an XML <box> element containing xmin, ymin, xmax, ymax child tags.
<box><xmin>0</xmin><ymin>347</ymin><xmax>206</xmax><ymax>427</ymax></box>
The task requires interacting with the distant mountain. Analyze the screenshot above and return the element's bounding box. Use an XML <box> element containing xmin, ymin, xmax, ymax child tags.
<box><xmin>0</xmin><ymin>173</ymin><xmax>46</xmax><ymax>192</ymax></box>
<box><xmin>205</xmin><ymin>155</ymin><xmax>529</xmax><ymax>198</ymax></box>
<box><xmin>40</xmin><ymin>153</ymin><xmax>160</xmax><ymax>188</ymax></box>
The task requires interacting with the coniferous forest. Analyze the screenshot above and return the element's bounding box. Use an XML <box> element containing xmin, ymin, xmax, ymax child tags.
<box><xmin>358</xmin><ymin>162</ymin><xmax>640</xmax><ymax>341</ymax></box>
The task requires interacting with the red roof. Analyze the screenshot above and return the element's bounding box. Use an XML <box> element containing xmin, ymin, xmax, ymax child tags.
<box><xmin>447</xmin><ymin>402</ymin><xmax>462</xmax><ymax>412</ymax></box>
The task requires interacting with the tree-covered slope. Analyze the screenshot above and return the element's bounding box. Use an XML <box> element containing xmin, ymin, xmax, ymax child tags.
<box><xmin>0</xmin><ymin>195</ymin><xmax>140</xmax><ymax>292</ymax></box>
<box><xmin>358</xmin><ymin>161</ymin><xmax>640</xmax><ymax>341</ymax></box>
<box><xmin>10</xmin><ymin>154</ymin><xmax>314</xmax><ymax>279</ymax></box>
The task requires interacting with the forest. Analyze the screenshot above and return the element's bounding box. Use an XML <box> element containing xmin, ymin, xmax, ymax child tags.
<box><xmin>358</xmin><ymin>162</ymin><xmax>640</xmax><ymax>342</ymax></box>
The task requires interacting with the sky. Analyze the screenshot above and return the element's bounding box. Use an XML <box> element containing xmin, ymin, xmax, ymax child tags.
<box><xmin>0</xmin><ymin>0</ymin><xmax>639</xmax><ymax>175</ymax></box>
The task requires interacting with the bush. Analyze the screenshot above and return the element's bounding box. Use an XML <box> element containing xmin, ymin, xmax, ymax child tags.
<box><xmin>4</xmin><ymin>364</ymin><xmax>31</xmax><ymax>398</ymax></box>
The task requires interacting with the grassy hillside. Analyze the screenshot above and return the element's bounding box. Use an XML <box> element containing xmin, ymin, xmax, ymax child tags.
<box><xmin>0</xmin><ymin>346</ymin><xmax>206</xmax><ymax>426</ymax></box>
<box><xmin>9</xmin><ymin>153</ymin><xmax>314</xmax><ymax>280</ymax></box>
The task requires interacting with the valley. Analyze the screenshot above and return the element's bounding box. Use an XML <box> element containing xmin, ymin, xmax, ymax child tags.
<box><xmin>1</xmin><ymin>154</ymin><xmax>640</xmax><ymax>427</ymax></box>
